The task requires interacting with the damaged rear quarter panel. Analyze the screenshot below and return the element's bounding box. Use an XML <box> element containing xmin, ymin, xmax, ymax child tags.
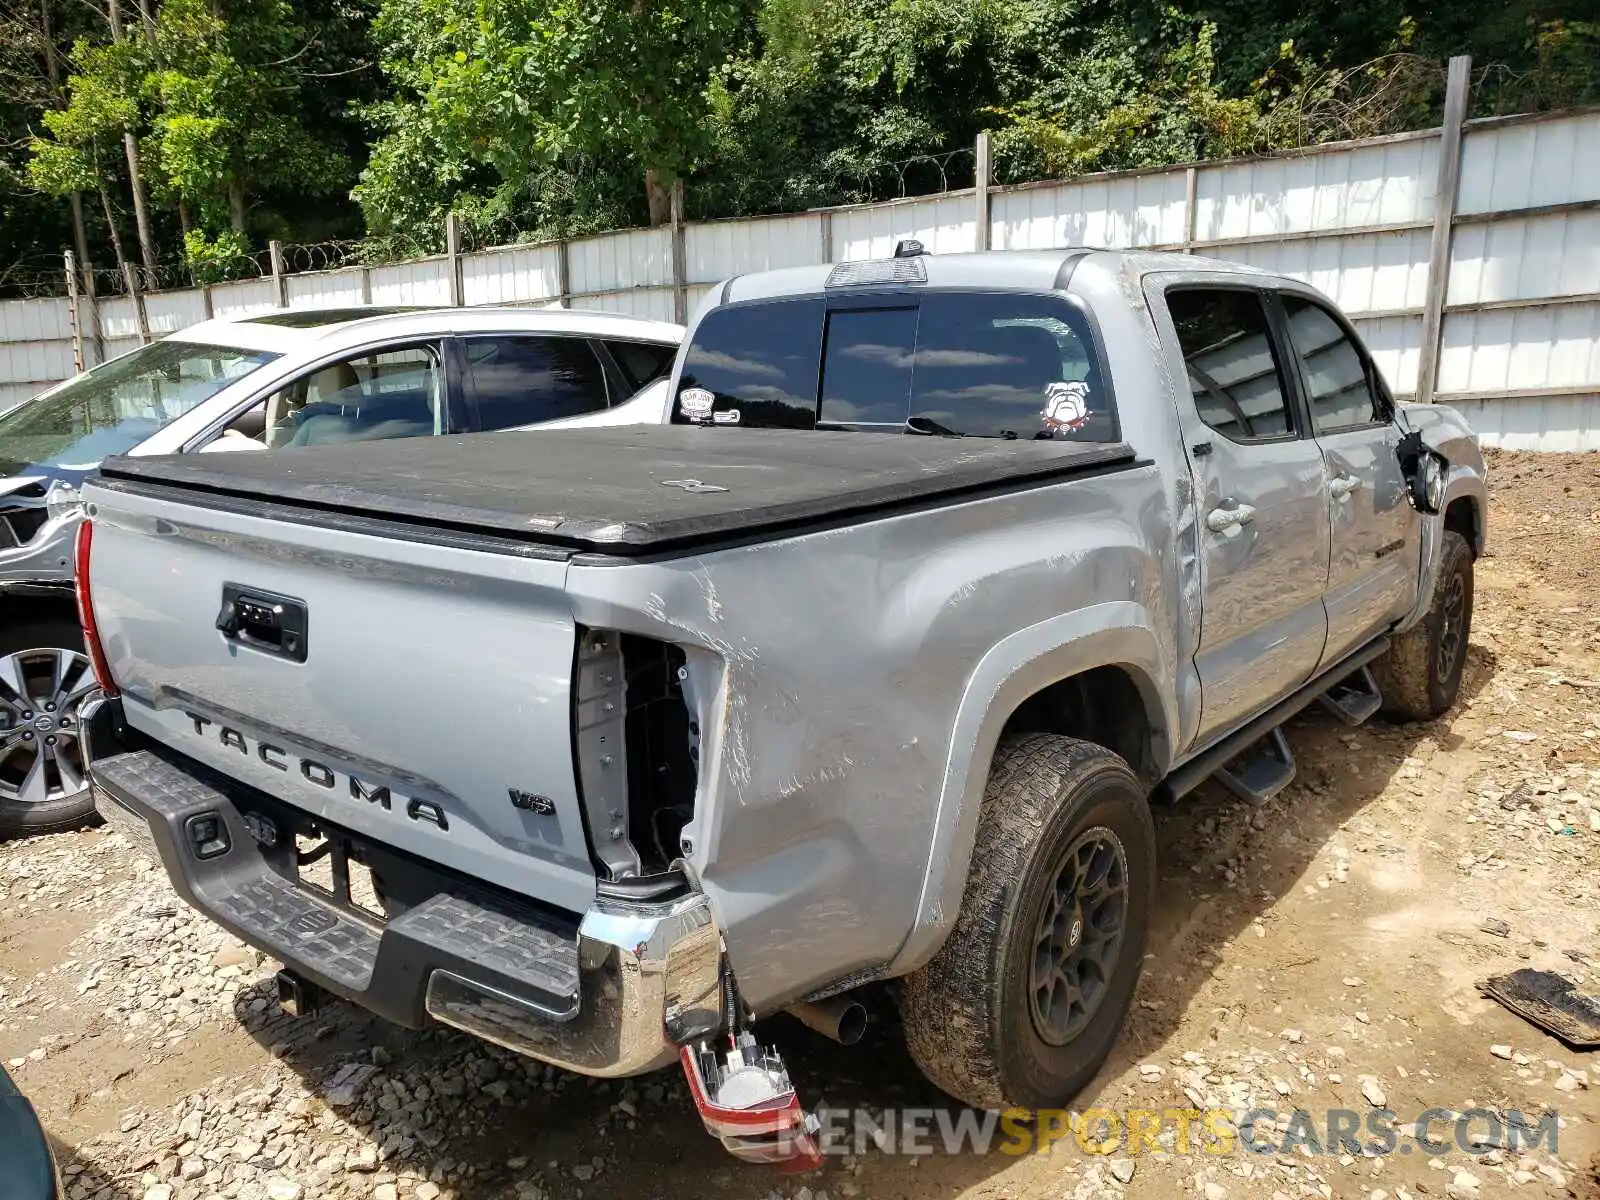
<box><xmin>564</xmin><ymin>460</ymin><xmax>1178</xmax><ymax>1014</ymax></box>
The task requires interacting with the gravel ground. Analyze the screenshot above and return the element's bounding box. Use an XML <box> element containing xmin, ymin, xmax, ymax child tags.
<box><xmin>3</xmin><ymin>449</ymin><xmax>1599</xmax><ymax>1200</ymax></box>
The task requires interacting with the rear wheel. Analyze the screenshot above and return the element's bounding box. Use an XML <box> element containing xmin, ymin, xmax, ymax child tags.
<box><xmin>900</xmin><ymin>734</ymin><xmax>1155</xmax><ymax>1111</ymax></box>
<box><xmin>0</xmin><ymin>617</ymin><xmax>100</xmax><ymax>837</ymax></box>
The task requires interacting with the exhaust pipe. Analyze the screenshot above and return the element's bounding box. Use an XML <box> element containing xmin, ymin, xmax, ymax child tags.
<box><xmin>788</xmin><ymin>996</ymin><xmax>868</xmax><ymax>1046</ymax></box>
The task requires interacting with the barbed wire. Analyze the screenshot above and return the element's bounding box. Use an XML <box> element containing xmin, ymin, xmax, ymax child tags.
<box><xmin>456</xmin><ymin>213</ymin><xmax>543</xmax><ymax>255</ymax></box>
<box><xmin>849</xmin><ymin>147</ymin><xmax>977</xmax><ymax>202</ymax></box>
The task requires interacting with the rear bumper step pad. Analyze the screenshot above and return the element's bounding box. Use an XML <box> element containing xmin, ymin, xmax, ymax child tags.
<box><xmin>90</xmin><ymin>746</ymin><xmax>579</xmax><ymax>1024</ymax></box>
<box><xmin>88</xmin><ymin>743</ymin><xmax>724</xmax><ymax>1078</ymax></box>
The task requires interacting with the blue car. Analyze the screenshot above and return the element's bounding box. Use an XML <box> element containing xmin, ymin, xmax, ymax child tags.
<box><xmin>0</xmin><ymin>1065</ymin><xmax>58</xmax><ymax>1200</ymax></box>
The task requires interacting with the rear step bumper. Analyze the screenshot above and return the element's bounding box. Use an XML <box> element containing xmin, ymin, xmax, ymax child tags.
<box><xmin>87</xmin><ymin>741</ymin><xmax>723</xmax><ymax>1079</ymax></box>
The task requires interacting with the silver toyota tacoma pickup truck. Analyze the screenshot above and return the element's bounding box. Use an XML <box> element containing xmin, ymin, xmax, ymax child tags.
<box><xmin>74</xmin><ymin>246</ymin><xmax>1485</xmax><ymax>1167</ymax></box>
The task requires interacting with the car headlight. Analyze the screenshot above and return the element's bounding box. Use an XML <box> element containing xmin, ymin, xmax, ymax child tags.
<box><xmin>1423</xmin><ymin>455</ymin><xmax>1446</xmax><ymax>511</ymax></box>
<box><xmin>44</xmin><ymin>479</ymin><xmax>84</xmax><ymax>523</ymax></box>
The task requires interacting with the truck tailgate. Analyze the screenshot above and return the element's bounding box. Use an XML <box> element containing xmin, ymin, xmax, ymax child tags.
<box><xmin>84</xmin><ymin>481</ymin><xmax>595</xmax><ymax>915</ymax></box>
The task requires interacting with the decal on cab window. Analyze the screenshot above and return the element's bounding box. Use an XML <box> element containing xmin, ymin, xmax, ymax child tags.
<box><xmin>1041</xmin><ymin>381</ymin><xmax>1092</xmax><ymax>433</ymax></box>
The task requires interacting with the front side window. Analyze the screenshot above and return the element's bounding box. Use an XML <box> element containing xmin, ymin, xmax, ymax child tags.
<box><xmin>1281</xmin><ymin>297</ymin><xmax>1382</xmax><ymax>433</ymax></box>
<box><xmin>463</xmin><ymin>337</ymin><xmax>609</xmax><ymax>430</ymax></box>
<box><xmin>675</xmin><ymin>299</ymin><xmax>824</xmax><ymax>428</ymax></box>
<box><xmin>0</xmin><ymin>339</ymin><xmax>276</xmax><ymax>471</ymax></box>
<box><xmin>260</xmin><ymin>344</ymin><xmax>442</xmax><ymax>448</ymax></box>
<box><xmin>1166</xmin><ymin>288</ymin><xmax>1294</xmax><ymax>443</ymax></box>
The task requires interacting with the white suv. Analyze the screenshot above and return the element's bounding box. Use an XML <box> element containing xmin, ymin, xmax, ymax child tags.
<box><xmin>0</xmin><ymin>305</ymin><xmax>682</xmax><ymax>835</ymax></box>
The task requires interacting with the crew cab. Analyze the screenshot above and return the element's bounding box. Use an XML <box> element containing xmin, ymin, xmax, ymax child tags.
<box><xmin>75</xmin><ymin>247</ymin><xmax>1485</xmax><ymax>1166</ymax></box>
<box><xmin>0</xmin><ymin>306</ymin><xmax>680</xmax><ymax>836</ymax></box>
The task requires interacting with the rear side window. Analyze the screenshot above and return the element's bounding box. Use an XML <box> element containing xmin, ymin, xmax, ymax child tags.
<box><xmin>676</xmin><ymin>299</ymin><xmax>824</xmax><ymax>428</ymax></box>
<box><xmin>608</xmin><ymin>340</ymin><xmax>677</xmax><ymax>391</ymax></box>
<box><xmin>463</xmin><ymin>337</ymin><xmax>609</xmax><ymax>431</ymax></box>
<box><xmin>1166</xmin><ymin>288</ymin><xmax>1294</xmax><ymax>443</ymax></box>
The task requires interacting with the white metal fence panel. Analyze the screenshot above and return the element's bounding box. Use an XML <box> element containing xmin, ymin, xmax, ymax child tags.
<box><xmin>210</xmin><ymin>278</ymin><xmax>278</xmax><ymax>319</ymax></box>
<box><xmin>992</xmin><ymin>169</ymin><xmax>1189</xmax><ymax>250</ymax></box>
<box><xmin>833</xmin><ymin>195</ymin><xmax>976</xmax><ymax>259</ymax></box>
<box><xmin>1210</xmin><ymin>229</ymin><xmax>1434</xmax><ymax>316</ymax></box>
<box><xmin>0</xmin><ymin>297</ymin><xmax>73</xmax><ymax>392</ymax></box>
<box><xmin>686</xmin><ymin>214</ymin><xmax>824</xmax><ymax>283</ymax></box>
<box><xmin>463</xmin><ymin>245</ymin><xmax>563</xmax><ymax>306</ymax></box>
<box><xmin>572</xmin><ymin>288</ymin><xmax>677</xmax><ymax>324</ymax></box>
<box><xmin>368</xmin><ymin>258</ymin><xmax>451</xmax><ymax>306</ymax></box>
<box><xmin>570</xmin><ymin>228</ymin><xmax>673</xmax><ymax>296</ymax></box>
<box><xmin>1437</xmin><ymin>301</ymin><xmax>1600</xmax><ymax>396</ymax></box>
<box><xmin>1455</xmin><ymin>394</ymin><xmax>1599</xmax><ymax>451</ymax></box>
<box><xmin>287</xmin><ymin>268</ymin><xmax>369</xmax><ymax>308</ymax></box>
<box><xmin>1447</xmin><ymin>209</ymin><xmax>1600</xmax><ymax>305</ymax></box>
<box><xmin>0</xmin><ymin>296</ymin><xmax>71</xmax><ymax>343</ymax></box>
<box><xmin>1457</xmin><ymin>112</ymin><xmax>1600</xmax><ymax>214</ymax></box>
<box><xmin>1195</xmin><ymin>136</ymin><xmax>1437</xmax><ymax>240</ymax></box>
<box><xmin>145</xmin><ymin>291</ymin><xmax>210</xmax><ymax>335</ymax></box>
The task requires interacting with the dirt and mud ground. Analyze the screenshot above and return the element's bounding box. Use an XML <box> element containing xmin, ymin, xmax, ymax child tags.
<box><xmin>3</xmin><ymin>449</ymin><xmax>1599</xmax><ymax>1200</ymax></box>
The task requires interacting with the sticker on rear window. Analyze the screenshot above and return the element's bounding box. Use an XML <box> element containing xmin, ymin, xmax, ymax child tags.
<box><xmin>679</xmin><ymin>386</ymin><xmax>715</xmax><ymax>422</ymax></box>
<box><xmin>1041</xmin><ymin>381</ymin><xmax>1091</xmax><ymax>432</ymax></box>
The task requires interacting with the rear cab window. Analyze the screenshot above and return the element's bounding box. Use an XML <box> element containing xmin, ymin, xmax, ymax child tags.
<box><xmin>675</xmin><ymin>291</ymin><xmax>1114</xmax><ymax>441</ymax></box>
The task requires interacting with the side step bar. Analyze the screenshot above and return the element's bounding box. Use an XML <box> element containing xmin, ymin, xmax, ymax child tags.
<box><xmin>1215</xmin><ymin>727</ymin><xmax>1296</xmax><ymax>805</ymax></box>
<box><xmin>1318</xmin><ymin>665</ymin><xmax>1383</xmax><ymax>726</ymax></box>
<box><xmin>1159</xmin><ymin>635</ymin><xmax>1390</xmax><ymax>804</ymax></box>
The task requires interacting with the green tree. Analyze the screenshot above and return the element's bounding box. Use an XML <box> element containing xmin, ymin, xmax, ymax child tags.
<box><xmin>142</xmin><ymin>0</ymin><xmax>352</xmax><ymax>248</ymax></box>
<box><xmin>358</xmin><ymin>0</ymin><xmax>752</xmax><ymax>237</ymax></box>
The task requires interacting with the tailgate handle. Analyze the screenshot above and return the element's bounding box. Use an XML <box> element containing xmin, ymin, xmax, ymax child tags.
<box><xmin>217</xmin><ymin>583</ymin><xmax>309</xmax><ymax>663</ymax></box>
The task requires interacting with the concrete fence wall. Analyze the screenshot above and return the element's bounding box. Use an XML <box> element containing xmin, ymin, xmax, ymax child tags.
<box><xmin>3</xmin><ymin>90</ymin><xmax>1598</xmax><ymax>449</ymax></box>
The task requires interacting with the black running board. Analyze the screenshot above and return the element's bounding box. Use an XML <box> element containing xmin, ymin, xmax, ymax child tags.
<box><xmin>1158</xmin><ymin>635</ymin><xmax>1391</xmax><ymax>804</ymax></box>
<box><xmin>1215</xmin><ymin>727</ymin><xmax>1296</xmax><ymax>805</ymax></box>
<box><xmin>1318</xmin><ymin>665</ymin><xmax>1383</xmax><ymax>726</ymax></box>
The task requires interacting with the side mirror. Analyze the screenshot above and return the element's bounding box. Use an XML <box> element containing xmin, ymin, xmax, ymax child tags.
<box><xmin>1397</xmin><ymin>431</ymin><xmax>1446</xmax><ymax>514</ymax></box>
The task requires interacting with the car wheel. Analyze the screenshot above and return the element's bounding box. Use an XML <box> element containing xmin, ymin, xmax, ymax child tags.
<box><xmin>1373</xmin><ymin>530</ymin><xmax>1474</xmax><ymax>721</ymax></box>
<box><xmin>0</xmin><ymin>617</ymin><xmax>101</xmax><ymax>837</ymax></box>
<box><xmin>900</xmin><ymin>733</ymin><xmax>1155</xmax><ymax>1111</ymax></box>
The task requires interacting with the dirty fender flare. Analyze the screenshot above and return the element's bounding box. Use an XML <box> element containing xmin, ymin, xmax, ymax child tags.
<box><xmin>888</xmin><ymin>601</ymin><xmax>1172</xmax><ymax>976</ymax></box>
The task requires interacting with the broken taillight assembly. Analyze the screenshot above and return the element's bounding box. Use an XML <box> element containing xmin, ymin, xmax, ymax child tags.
<box><xmin>73</xmin><ymin>519</ymin><xmax>119</xmax><ymax>698</ymax></box>
<box><xmin>680</xmin><ymin>1033</ymin><xmax>822</xmax><ymax>1171</ymax></box>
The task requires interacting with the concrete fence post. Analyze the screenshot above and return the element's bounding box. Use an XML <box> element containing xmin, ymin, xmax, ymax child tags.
<box><xmin>269</xmin><ymin>240</ymin><xmax>288</xmax><ymax>309</ymax></box>
<box><xmin>975</xmin><ymin>132</ymin><xmax>992</xmax><ymax>252</ymax></box>
<box><xmin>446</xmin><ymin>213</ymin><xmax>465</xmax><ymax>307</ymax></box>
<box><xmin>1183</xmin><ymin>166</ymin><xmax>1199</xmax><ymax>253</ymax></box>
<box><xmin>1416</xmin><ymin>55</ymin><xmax>1472</xmax><ymax>404</ymax></box>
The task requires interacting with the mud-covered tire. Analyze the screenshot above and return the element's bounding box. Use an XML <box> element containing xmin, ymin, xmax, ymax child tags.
<box><xmin>1373</xmin><ymin>530</ymin><xmax>1474</xmax><ymax>721</ymax></box>
<box><xmin>0</xmin><ymin>616</ymin><xmax>100</xmax><ymax>838</ymax></box>
<box><xmin>900</xmin><ymin>734</ymin><xmax>1155</xmax><ymax>1111</ymax></box>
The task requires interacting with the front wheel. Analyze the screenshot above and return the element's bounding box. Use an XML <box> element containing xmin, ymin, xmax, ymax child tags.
<box><xmin>0</xmin><ymin>617</ymin><xmax>101</xmax><ymax>837</ymax></box>
<box><xmin>900</xmin><ymin>734</ymin><xmax>1155</xmax><ymax>1111</ymax></box>
<box><xmin>1373</xmin><ymin>530</ymin><xmax>1474</xmax><ymax>721</ymax></box>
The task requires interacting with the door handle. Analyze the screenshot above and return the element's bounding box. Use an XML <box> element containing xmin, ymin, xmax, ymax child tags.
<box><xmin>1207</xmin><ymin>503</ymin><xmax>1257</xmax><ymax>533</ymax></box>
<box><xmin>1329</xmin><ymin>473</ymin><xmax>1362</xmax><ymax>499</ymax></box>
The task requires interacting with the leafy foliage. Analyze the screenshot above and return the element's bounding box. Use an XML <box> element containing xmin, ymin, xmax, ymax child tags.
<box><xmin>2</xmin><ymin>0</ymin><xmax>1597</xmax><ymax>290</ymax></box>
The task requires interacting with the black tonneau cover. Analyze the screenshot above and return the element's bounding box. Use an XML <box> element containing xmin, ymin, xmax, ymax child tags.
<box><xmin>97</xmin><ymin>426</ymin><xmax>1137</xmax><ymax>552</ymax></box>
